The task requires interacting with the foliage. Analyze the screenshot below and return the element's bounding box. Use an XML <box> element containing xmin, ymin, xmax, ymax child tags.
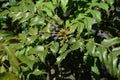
<box><xmin>0</xmin><ymin>0</ymin><xmax>120</xmax><ymax>80</ymax></box>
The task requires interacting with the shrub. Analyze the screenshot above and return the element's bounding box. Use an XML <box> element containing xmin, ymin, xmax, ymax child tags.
<box><xmin>0</xmin><ymin>0</ymin><xmax>120</xmax><ymax>80</ymax></box>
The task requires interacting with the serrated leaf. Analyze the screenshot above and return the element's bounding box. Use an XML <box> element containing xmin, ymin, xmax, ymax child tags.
<box><xmin>70</xmin><ymin>40</ymin><xmax>82</xmax><ymax>51</ymax></box>
<box><xmin>84</xmin><ymin>17</ymin><xmax>93</xmax><ymax>31</ymax></box>
<box><xmin>45</xmin><ymin>2</ymin><xmax>55</xmax><ymax>12</ymax></box>
<box><xmin>56</xmin><ymin>50</ymin><xmax>71</xmax><ymax>66</ymax></box>
<box><xmin>108</xmin><ymin>53</ymin><xmax>118</xmax><ymax>77</ymax></box>
<box><xmin>101</xmin><ymin>37</ymin><xmax>120</xmax><ymax>47</ymax></box>
<box><xmin>28</xmin><ymin>27</ymin><xmax>38</xmax><ymax>35</ymax></box>
<box><xmin>91</xmin><ymin>10</ymin><xmax>101</xmax><ymax>23</ymax></box>
<box><xmin>30</xmin><ymin>16</ymin><xmax>44</xmax><ymax>26</ymax></box>
<box><xmin>0</xmin><ymin>72</ymin><xmax>20</xmax><ymax>80</ymax></box>
<box><xmin>44</xmin><ymin>8</ymin><xmax>53</xmax><ymax>17</ymax></box>
<box><xmin>86</xmin><ymin>40</ymin><xmax>96</xmax><ymax>56</ymax></box>
<box><xmin>38</xmin><ymin>49</ymin><xmax>48</xmax><ymax>63</ymax></box>
<box><xmin>68</xmin><ymin>23</ymin><xmax>78</xmax><ymax>34</ymax></box>
<box><xmin>97</xmin><ymin>3</ymin><xmax>109</xmax><ymax>12</ymax></box>
<box><xmin>18</xmin><ymin>55</ymin><xmax>36</xmax><ymax>69</ymax></box>
<box><xmin>68</xmin><ymin>37</ymin><xmax>76</xmax><ymax>44</ymax></box>
<box><xmin>97</xmin><ymin>46</ymin><xmax>107</xmax><ymax>65</ymax></box>
<box><xmin>61</xmin><ymin>0</ymin><xmax>68</xmax><ymax>12</ymax></box>
<box><xmin>0</xmin><ymin>65</ymin><xmax>6</xmax><ymax>73</ymax></box>
<box><xmin>107</xmin><ymin>0</ymin><xmax>114</xmax><ymax>5</ymax></box>
<box><xmin>59</xmin><ymin>43</ymin><xmax>68</xmax><ymax>54</ymax></box>
<box><xmin>50</xmin><ymin>42</ymin><xmax>59</xmax><ymax>55</ymax></box>
<box><xmin>4</xmin><ymin>46</ymin><xmax>19</xmax><ymax>74</ymax></box>
<box><xmin>32</xmin><ymin>69</ymin><xmax>46</xmax><ymax>75</ymax></box>
<box><xmin>77</xmin><ymin>22</ymin><xmax>84</xmax><ymax>36</ymax></box>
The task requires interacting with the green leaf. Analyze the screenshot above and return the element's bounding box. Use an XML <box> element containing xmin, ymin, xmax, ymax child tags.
<box><xmin>0</xmin><ymin>65</ymin><xmax>6</xmax><ymax>73</ymax></box>
<box><xmin>27</xmin><ymin>35</ymin><xmax>38</xmax><ymax>44</ymax></box>
<box><xmin>50</xmin><ymin>42</ymin><xmax>59</xmax><ymax>55</ymax></box>
<box><xmin>18</xmin><ymin>55</ymin><xmax>36</xmax><ymax>69</ymax></box>
<box><xmin>19</xmin><ymin>12</ymin><xmax>34</xmax><ymax>24</ymax></box>
<box><xmin>68</xmin><ymin>37</ymin><xmax>76</xmax><ymax>44</ymax></box>
<box><xmin>9</xmin><ymin>12</ymin><xmax>23</xmax><ymax>22</ymax></box>
<box><xmin>70</xmin><ymin>40</ymin><xmax>82</xmax><ymax>51</ymax></box>
<box><xmin>37</xmin><ymin>48</ymin><xmax>48</xmax><ymax>63</ymax></box>
<box><xmin>86</xmin><ymin>40</ymin><xmax>96</xmax><ymax>56</ymax></box>
<box><xmin>0</xmin><ymin>72</ymin><xmax>20</xmax><ymax>80</ymax></box>
<box><xmin>4</xmin><ymin>46</ymin><xmax>19</xmax><ymax>74</ymax></box>
<box><xmin>52</xmin><ymin>15</ymin><xmax>63</xmax><ymax>25</ymax></box>
<box><xmin>27</xmin><ymin>69</ymin><xmax>46</xmax><ymax>79</ymax></box>
<box><xmin>43</xmin><ymin>8</ymin><xmax>53</xmax><ymax>17</ymax></box>
<box><xmin>59</xmin><ymin>43</ymin><xmax>68</xmax><ymax>54</ymax></box>
<box><xmin>77</xmin><ymin>22</ymin><xmax>84</xmax><ymax>36</ymax></box>
<box><xmin>45</xmin><ymin>2</ymin><xmax>55</xmax><ymax>12</ymax></box>
<box><xmin>84</xmin><ymin>17</ymin><xmax>93</xmax><ymax>31</ymax></box>
<box><xmin>0</xmin><ymin>10</ymin><xmax>9</xmax><ymax>16</ymax></box>
<box><xmin>91</xmin><ymin>10</ymin><xmax>101</xmax><ymax>23</ymax></box>
<box><xmin>56</xmin><ymin>50</ymin><xmax>71</xmax><ymax>66</ymax></box>
<box><xmin>68</xmin><ymin>23</ymin><xmax>78</xmax><ymax>34</ymax></box>
<box><xmin>107</xmin><ymin>0</ymin><xmax>114</xmax><ymax>5</ymax></box>
<box><xmin>61</xmin><ymin>0</ymin><xmax>68</xmax><ymax>12</ymax></box>
<box><xmin>96</xmin><ymin>46</ymin><xmax>107</xmax><ymax>65</ymax></box>
<box><xmin>32</xmin><ymin>69</ymin><xmax>46</xmax><ymax>75</ymax></box>
<box><xmin>92</xmin><ymin>63</ymin><xmax>100</xmax><ymax>75</ymax></box>
<box><xmin>97</xmin><ymin>3</ymin><xmax>109</xmax><ymax>12</ymax></box>
<box><xmin>30</xmin><ymin>16</ymin><xmax>44</xmax><ymax>26</ymax></box>
<box><xmin>108</xmin><ymin>53</ymin><xmax>118</xmax><ymax>77</ymax></box>
<box><xmin>28</xmin><ymin>27</ymin><xmax>38</xmax><ymax>35</ymax></box>
<box><xmin>101</xmin><ymin>37</ymin><xmax>120</xmax><ymax>47</ymax></box>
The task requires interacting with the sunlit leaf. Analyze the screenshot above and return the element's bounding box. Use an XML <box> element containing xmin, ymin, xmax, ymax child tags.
<box><xmin>56</xmin><ymin>50</ymin><xmax>71</xmax><ymax>66</ymax></box>
<box><xmin>28</xmin><ymin>27</ymin><xmax>38</xmax><ymax>35</ymax></box>
<box><xmin>4</xmin><ymin>46</ymin><xmax>19</xmax><ymax>74</ymax></box>
<box><xmin>0</xmin><ymin>72</ymin><xmax>20</xmax><ymax>80</ymax></box>
<box><xmin>101</xmin><ymin>37</ymin><xmax>120</xmax><ymax>47</ymax></box>
<box><xmin>59</xmin><ymin>43</ymin><xmax>68</xmax><ymax>54</ymax></box>
<box><xmin>70</xmin><ymin>40</ymin><xmax>82</xmax><ymax>51</ymax></box>
<box><xmin>91</xmin><ymin>10</ymin><xmax>101</xmax><ymax>23</ymax></box>
<box><xmin>86</xmin><ymin>40</ymin><xmax>96</xmax><ymax>56</ymax></box>
<box><xmin>97</xmin><ymin>3</ymin><xmax>109</xmax><ymax>12</ymax></box>
<box><xmin>84</xmin><ymin>17</ymin><xmax>93</xmax><ymax>31</ymax></box>
<box><xmin>50</xmin><ymin>42</ymin><xmax>59</xmax><ymax>55</ymax></box>
<box><xmin>18</xmin><ymin>55</ymin><xmax>36</xmax><ymax>69</ymax></box>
